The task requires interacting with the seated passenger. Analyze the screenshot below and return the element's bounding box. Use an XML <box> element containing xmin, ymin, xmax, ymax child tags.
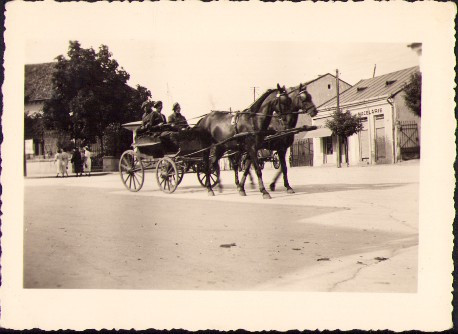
<box><xmin>152</xmin><ymin>101</ymin><xmax>167</xmax><ymax>126</ymax></box>
<box><xmin>168</xmin><ymin>102</ymin><xmax>189</xmax><ymax>130</ymax></box>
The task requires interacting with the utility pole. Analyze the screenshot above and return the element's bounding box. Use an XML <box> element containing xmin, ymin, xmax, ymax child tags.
<box><xmin>251</xmin><ymin>86</ymin><xmax>259</xmax><ymax>102</ymax></box>
<box><xmin>336</xmin><ymin>69</ymin><xmax>341</xmax><ymax>168</ymax></box>
<box><xmin>373</xmin><ymin>64</ymin><xmax>377</xmax><ymax>78</ymax></box>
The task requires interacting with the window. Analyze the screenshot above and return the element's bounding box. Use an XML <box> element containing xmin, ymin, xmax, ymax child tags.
<box><xmin>327</xmin><ymin>84</ymin><xmax>332</xmax><ymax>90</ymax></box>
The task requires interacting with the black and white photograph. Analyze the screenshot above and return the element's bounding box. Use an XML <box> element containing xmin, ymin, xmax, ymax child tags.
<box><xmin>1</xmin><ymin>1</ymin><xmax>455</xmax><ymax>331</ymax></box>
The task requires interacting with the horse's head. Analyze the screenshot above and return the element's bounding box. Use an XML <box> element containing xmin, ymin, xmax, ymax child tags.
<box><xmin>293</xmin><ymin>83</ymin><xmax>318</xmax><ymax>118</ymax></box>
<box><xmin>275</xmin><ymin>83</ymin><xmax>292</xmax><ymax>115</ymax></box>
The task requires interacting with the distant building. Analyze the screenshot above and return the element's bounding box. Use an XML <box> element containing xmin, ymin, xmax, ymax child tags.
<box><xmin>290</xmin><ymin>73</ymin><xmax>352</xmax><ymax>167</ymax></box>
<box><xmin>309</xmin><ymin>66</ymin><xmax>421</xmax><ymax>166</ymax></box>
<box><xmin>24</xmin><ymin>62</ymin><xmax>65</xmax><ymax>158</ymax></box>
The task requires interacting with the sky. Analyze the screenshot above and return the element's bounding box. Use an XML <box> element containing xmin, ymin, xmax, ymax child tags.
<box><xmin>18</xmin><ymin>3</ymin><xmax>421</xmax><ymax>121</ymax></box>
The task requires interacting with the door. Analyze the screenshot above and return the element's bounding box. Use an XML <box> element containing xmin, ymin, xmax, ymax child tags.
<box><xmin>374</xmin><ymin>115</ymin><xmax>386</xmax><ymax>163</ymax></box>
<box><xmin>322</xmin><ymin>136</ymin><xmax>333</xmax><ymax>164</ymax></box>
<box><xmin>359</xmin><ymin>117</ymin><xmax>369</xmax><ymax>163</ymax></box>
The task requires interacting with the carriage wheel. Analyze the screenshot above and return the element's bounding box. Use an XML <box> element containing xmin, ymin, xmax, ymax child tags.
<box><xmin>119</xmin><ymin>150</ymin><xmax>145</xmax><ymax>192</ymax></box>
<box><xmin>197</xmin><ymin>163</ymin><xmax>219</xmax><ymax>188</ymax></box>
<box><xmin>156</xmin><ymin>157</ymin><xmax>179</xmax><ymax>193</ymax></box>
<box><xmin>272</xmin><ymin>152</ymin><xmax>280</xmax><ymax>169</ymax></box>
<box><xmin>176</xmin><ymin>164</ymin><xmax>185</xmax><ymax>186</ymax></box>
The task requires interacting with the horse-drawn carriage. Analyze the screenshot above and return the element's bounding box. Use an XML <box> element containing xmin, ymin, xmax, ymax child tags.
<box><xmin>119</xmin><ymin>122</ymin><xmax>219</xmax><ymax>193</ymax></box>
<box><xmin>119</xmin><ymin>83</ymin><xmax>318</xmax><ymax>198</ymax></box>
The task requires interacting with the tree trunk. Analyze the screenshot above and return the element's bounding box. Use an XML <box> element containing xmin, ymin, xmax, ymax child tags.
<box><xmin>345</xmin><ymin>136</ymin><xmax>349</xmax><ymax>166</ymax></box>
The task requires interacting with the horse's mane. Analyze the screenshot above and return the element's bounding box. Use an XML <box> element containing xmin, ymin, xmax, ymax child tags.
<box><xmin>245</xmin><ymin>89</ymin><xmax>275</xmax><ymax>113</ymax></box>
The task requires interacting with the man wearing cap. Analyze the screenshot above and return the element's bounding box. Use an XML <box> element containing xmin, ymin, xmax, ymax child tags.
<box><xmin>137</xmin><ymin>100</ymin><xmax>154</xmax><ymax>136</ymax></box>
<box><xmin>168</xmin><ymin>102</ymin><xmax>189</xmax><ymax>130</ymax></box>
<box><xmin>152</xmin><ymin>101</ymin><xmax>167</xmax><ymax>125</ymax></box>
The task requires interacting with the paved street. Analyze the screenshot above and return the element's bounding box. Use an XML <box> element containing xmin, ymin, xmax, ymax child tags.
<box><xmin>24</xmin><ymin>161</ymin><xmax>419</xmax><ymax>292</ymax></box>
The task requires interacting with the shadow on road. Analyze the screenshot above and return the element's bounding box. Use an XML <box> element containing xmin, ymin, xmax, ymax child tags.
<box><xmin>166</xmin><ymin>182</ymin><xmax>410</xmax><ymax>197</ymax></box>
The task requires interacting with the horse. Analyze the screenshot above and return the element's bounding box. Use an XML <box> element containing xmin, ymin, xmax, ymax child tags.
<box><xmin>236</xmin><ymin>83</ymin><xmax>318</xmax><ymax>194</ymax></box>
<box><xmin>195</xmin><ymin>84</ymin><xmax>292</xmax><ymax>199</ymax></box>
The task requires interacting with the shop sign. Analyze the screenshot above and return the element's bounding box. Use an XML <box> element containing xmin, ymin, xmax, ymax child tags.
<box><xmin>356</xmin><ymin>107</ymin><xmax>384</xmax><ymax>116</ymax></box>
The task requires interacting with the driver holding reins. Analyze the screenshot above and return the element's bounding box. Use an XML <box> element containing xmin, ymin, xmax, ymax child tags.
<box><xmin>168</xmin><ymin>102</ymin><xmax>189</xmax><ymax>130</ymax></box>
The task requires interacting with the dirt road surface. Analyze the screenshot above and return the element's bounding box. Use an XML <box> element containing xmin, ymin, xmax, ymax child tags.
<box><xmin>24</xmin><ymin>161</ymin><xmax>419</xmax><ymax>292</ymax></box>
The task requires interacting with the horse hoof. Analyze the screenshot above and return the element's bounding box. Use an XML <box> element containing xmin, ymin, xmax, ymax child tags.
<box><xmin>287</xmin><ymin>188</ymin><xmax>295</xmax><ymax>194</ymax></box>
<box><xmin>208</xmin><ymin>190</ymin><xmax>215</xmax><ymax>197</ymax></box>
<box><xmin>239</xmin><ymin>190</ymin><xmax>247</xmax><ymax>196</ymax></box>
<box><xmin>269</xmin><ymin>184</ymin><xmax>276</xmax><ymax>191</ymax></box>
<box><xmin>263</xmin><ymin>193</ymin><xmax>272</xmax><ymax>199</ymax></box>
<box><xmin>218</xmin><ymin>186</ymin><xmax>223</xmax><ymax>193</ymax></box>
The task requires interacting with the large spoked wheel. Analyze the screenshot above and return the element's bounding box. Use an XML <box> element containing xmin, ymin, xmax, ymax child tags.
<box><xmin>272</xmin><ymin>152</ymin><xmax>280</xmax><ymax>169</ymax></box>
<box><xmin>156</xmin><ymin>157</ymin><xmax>179</xmax><ymax>194</ymax></box>
<box><xmin>197</xmin><ymin>163</ymin><xmax>219</xmax><ymax>188</ymax></box>
<box><xmin>119</xmin><ymin>150</ymin><xmax>145</xmax><ymax>192</ymax></box>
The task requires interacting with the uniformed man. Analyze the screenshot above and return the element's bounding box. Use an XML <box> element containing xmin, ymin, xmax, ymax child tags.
<box><xmin>168</xmin><ymin>102</ymin><xmax>189</xmax><ymax>130</ymax></box>
<box><xmin>153</xmin><ymin>101</ymin><xmax>167</xmax><ymax>125</ymax></box>
<box><xmin>137</xmin><ymin>100</ymin><xmax>154</xmax><ymax>136</ymax></box>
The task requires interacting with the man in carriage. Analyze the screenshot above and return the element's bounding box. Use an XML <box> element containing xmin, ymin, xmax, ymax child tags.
<box><xmin>137</xmin><ymin>100</ymin><xmax>168</xmax><ymax>137</ymax></box>
<box><xmin>168</xmin><ymin>102</ymin><xmax>189</xmax><ymax>131</ymax></box>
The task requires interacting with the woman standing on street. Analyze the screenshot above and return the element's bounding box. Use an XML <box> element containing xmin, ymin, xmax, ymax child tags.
<box><xmin>83</xmin><ymin>146</ymin><xmax>92</xmax><ymax>176</ymax></box>
<box><xmin>54</xmin><ymin>149</ymin><xmax>65</xmax><ymax>177</ymax></box>
<box><xmin>71</xmin><ymin>147</ymin><xmax>83</xmax><ymax>177</ymax></box>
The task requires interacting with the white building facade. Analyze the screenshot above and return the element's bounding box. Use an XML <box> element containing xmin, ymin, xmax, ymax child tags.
<box><xmin>309</xmin><ymin>66</ymin><xmax>421</xmax><ymax>166</ymax></box>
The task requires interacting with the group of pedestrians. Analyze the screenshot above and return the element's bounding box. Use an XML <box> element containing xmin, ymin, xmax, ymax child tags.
<box><xmin>54</xmin><ymin>146</ymin><xmax>92</xmax><ymax>177</ymax></box>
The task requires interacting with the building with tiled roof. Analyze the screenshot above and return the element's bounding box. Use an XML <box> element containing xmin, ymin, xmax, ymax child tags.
<box><xmin>305</xmin><ymin>66</ymin><xmax>421</xmax><ymax>166</ymax></box>
<box><xmin>290</xmin><ymin>73</ymin><xmax>352</xmax><ymax>167</ymax></box>
<box><xmin>24</xmin><ymin>62</ymin><xmax>56</xmax><ymax>115</ymax></box>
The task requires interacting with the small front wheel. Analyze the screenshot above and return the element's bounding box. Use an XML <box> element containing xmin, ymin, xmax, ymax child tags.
<box><xmin>119</xmin><ymin>150</ymin><xmax>145</xmax><ymax>192</ymax></box>
<box><xmin>156</xmin><ymin>157</ymin><xmax>179</xmax><ymax>193</ymax></box>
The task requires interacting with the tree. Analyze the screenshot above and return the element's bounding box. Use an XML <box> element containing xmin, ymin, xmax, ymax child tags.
<box><xmin>403</xmin><ymin>72</ymin><xmax>421</xmax><ymax>117</ymax></box>
<box><xmin>325</xmin><ymin>109</ymin><xmax>363</xmax><ymax>167</ymax></box>
<box><xmin>43</xmin><ymin>41</ymin><xmax>151</xmax><ymax>154</ymax></box>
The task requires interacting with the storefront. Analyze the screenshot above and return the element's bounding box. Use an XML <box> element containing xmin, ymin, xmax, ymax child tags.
<box><xmin>308</xmin><ymin>66</ymin><xmax>420</xmax><ymax>167</ymax></box>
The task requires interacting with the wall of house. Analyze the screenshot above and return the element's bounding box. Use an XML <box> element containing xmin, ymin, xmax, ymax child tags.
<box><xmin>314</xmin><ymin>98</ymin><xmax>397</xmax><ymax>166</ymax></box>
<box><xmin>295</xmin><ymin>75</ymin><xmax>351</xmax><ymax>141</ymax></box>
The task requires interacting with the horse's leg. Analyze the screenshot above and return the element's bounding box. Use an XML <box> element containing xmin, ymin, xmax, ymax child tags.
<box><xmin>269</xmin><ymin>150</ymin><xmax>284</xmax><ymax>191</ymax></box>
<box><xmin>203</xmin><ymin>150</ymin><xmax>215</xmax><ymax>196</ymax></box>
<box><xmin>246</xmin><ymin>147</ymin><xmax>271</xmax><ymax>199</ymax></box>
<box><xmin>277</xmin><ymin>148</ymin><xmax>294</xmax><ymax>193</ymax></box>
<box><xmin>211</xmin><ymin>147</ymin><xmax>224</xmax><ymax>193</ymax></box>
<box><xmin>229</xmin><ymin>154</ymin><xmax>240</xmax><ymax>188</ymax></box>
<box><xmin>238</xmin><ymin>159</ymin><xmax>253</xmax><ymax>196</ymax></box>
<box><xmin>269</xmin><ymin>151</ymin><xmax>283</xmax><ymax>191</ymax></box>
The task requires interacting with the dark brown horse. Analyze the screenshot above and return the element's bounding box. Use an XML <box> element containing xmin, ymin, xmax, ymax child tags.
<box><xmin>236</xmin><ymin>83</ymin><xmax>318</xmax><ymax>194</ymax></box>
<box><xmin>196</xmin><ymin>84</ymin><xmax>292</xmax><ymax>199</ymax></box>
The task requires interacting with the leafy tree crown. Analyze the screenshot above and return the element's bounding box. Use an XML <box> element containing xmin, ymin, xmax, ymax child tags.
<box><xmin>325</xmin><ymin>109</ymin><xmax>363</xmax><ymax>138</ymax></box>
<box><xmin>42</xmin><ymin>41</ymin><xmax>151</xmax><ymax>153</ymax></box>
<box><xmin>403</xmin><ymin>72</ymin><xmax>421</xmax><ymax>117</ymax></box>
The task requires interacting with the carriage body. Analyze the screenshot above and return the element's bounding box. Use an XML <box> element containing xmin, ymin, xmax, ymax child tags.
<box><xmin>119</xmin><ymin>121</ymin><xmax>219</xmax><ymax>193</ymax></box>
